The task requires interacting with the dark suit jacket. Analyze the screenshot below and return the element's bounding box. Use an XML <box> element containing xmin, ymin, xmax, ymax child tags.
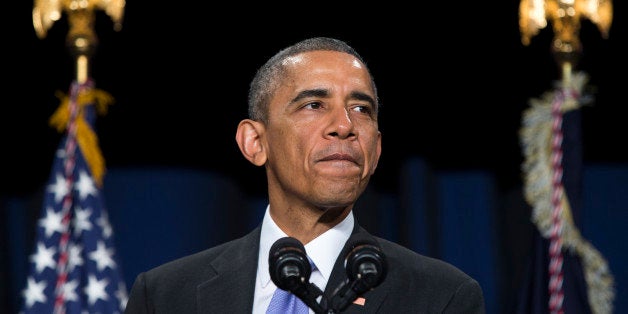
<box><xmin>125</xmin><ymin>223</ymin><xmax>486</xmax><ymax>313</ymax></box>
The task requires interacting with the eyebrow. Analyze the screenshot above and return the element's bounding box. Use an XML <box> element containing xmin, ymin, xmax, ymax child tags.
<box><xmin>350</xmin><ymin>91</ymin><xmax>376</xmax><ymax>107</ymax></box>
<box><xmin>291</xmin><ymin>88</ymin><xmax>329</xmax><ymax>103</ymax></box>
<box><xmin>290</xmin><ymin>89</ymin><xmax>376</xmax><ymax>107</ymax></box>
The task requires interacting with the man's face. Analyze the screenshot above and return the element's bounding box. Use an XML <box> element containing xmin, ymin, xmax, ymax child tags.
<box><xmin>262</xmin><ymin>50</ymin><xmax>381</xmax><ymax>210</ymax></box>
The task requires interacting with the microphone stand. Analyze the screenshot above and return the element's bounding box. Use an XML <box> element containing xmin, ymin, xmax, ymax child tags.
<box><xmin>297</xmin><ymin>279</ymin><xmax>364</xmax><ymax>314</ymax></box>
<box><xmin>292</xmin><ymin>282</ymin><xmax>327</xmax><ymax>314</ymax></box>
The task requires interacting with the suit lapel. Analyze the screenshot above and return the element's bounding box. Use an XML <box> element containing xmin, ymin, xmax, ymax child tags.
<box><xmin>196</xmin><ymin>227</ymin><xmax>261</xmax><ymax>313</ymax></box>
<box><xmin>323</xmin><ymin>224</ymin><xmax>389</xmax><ymax>313</ymax></box>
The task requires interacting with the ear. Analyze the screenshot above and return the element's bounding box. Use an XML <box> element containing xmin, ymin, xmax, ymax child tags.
<box><xmin>235</xmin><ymin>119</ymin><xmax>267</xmax><ymax>166</ymax></box>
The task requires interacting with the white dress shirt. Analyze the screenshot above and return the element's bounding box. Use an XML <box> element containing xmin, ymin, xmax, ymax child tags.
<box><xmin>252</xmin><ymin>205</ymin><xmax>354</xmax><ymax>314</ymax></box>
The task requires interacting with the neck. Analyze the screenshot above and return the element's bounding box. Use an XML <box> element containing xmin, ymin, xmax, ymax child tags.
<box><xmin>269</xmin><ymin>204</ymin><xmax>352</xmax><ymax>244</ymax></box>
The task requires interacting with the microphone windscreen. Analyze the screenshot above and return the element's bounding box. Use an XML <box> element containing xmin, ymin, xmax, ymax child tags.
<box><xmin>269</xmin><ymin>237</ymin><xmax>311</xmax><ymax>291</ymax></box>
<box><xmin>344</xmin><ymin>234</ymin><xmax>387</xmax><ymax>288</ymax></box>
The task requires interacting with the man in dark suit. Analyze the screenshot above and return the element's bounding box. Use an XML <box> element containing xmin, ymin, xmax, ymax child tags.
<box><xmin>125</xmin><ymin>37</ymin><xmax>486</xmax><ymax>313</ymax></box>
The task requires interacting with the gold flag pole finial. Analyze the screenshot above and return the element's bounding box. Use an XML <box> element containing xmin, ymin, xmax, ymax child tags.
<box><xmin>33</xmin><ymin>0</ymin><xmax>126</xmax><ymax>83</ymax></box>
<box><xmin>519</xmin><ymin>0</ymin><xmax>613</xmax><ymax>77</ymax></box>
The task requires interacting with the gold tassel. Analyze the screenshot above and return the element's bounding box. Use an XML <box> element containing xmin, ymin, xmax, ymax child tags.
<box><xmin>48</xmin><ymin>87</ymin><xmax>114</xmax><ymax>187</ymax></box>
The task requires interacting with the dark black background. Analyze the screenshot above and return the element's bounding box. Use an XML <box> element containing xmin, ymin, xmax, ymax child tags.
<box><xmin>2</xmin><ymin>2</ymin><xmax>627</xmax><ymax>314</ymax></box>
<box><xmin>3</xmin><ymin>1</ymin><xmax>627</xmax><ymax>199</ymax></box>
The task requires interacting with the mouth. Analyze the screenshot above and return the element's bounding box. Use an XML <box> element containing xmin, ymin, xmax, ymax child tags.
<box><xmin>319</xmin><ymin>153</ymin><xmax>358</xmax><ymax>164</ymax></box>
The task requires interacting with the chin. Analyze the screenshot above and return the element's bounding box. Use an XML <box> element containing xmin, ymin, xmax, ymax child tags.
<box><xmin>315</xmin><ymin>189</ymin><xmax>360</xmax><ymax>206</ymax></box>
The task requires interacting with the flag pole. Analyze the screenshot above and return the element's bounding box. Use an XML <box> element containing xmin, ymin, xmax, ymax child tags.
<box><xmin>66</xmin><ymin>6</ymin><xmax>96</xmax><ymax>84</ymax></box>
<box><xmin>518</xmin><ymin>1</ymin><xmax>615</xmax><ymax>313</ymax></box>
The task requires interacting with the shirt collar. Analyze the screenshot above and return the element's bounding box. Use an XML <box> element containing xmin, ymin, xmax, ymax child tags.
<box><xmin>258</xmin><ymin>205</ymin><xmax>354</xmax><ymax>289</ymax></box>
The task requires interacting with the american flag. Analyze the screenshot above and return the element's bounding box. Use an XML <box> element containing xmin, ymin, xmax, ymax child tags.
<box><xmin>20</xmin><ymin>81</ymin><xmax>128</xmax><ymax>314</ymax></box>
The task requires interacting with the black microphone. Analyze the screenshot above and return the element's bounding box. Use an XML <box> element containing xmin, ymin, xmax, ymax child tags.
<box><xmin>329</xmin><ymin>234</ymin><xmax>387</xmax><ymax>312</ymax></box>
<box><xmin>269</xmin><ymin>237</ymin><xmax>311</xmax><ymax>292</ymax></box>
<box><xmin>268</xmin><ymin>237</ymin><xmax>326</xmax><ymax>314</ymax></box>
<box><xmin>345</xmin><ymin>235</ymin><xmax>387</xmax><ymax>290</ymax></box>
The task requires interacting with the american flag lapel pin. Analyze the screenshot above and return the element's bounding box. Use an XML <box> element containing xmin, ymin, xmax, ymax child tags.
<box><xmin>353</xmin><ymin>297</ymin><xmax>366</xmax><ymax>306</ymax></box>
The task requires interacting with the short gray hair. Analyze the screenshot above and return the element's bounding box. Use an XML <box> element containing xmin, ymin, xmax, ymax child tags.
<box><xmin>247</xmin><ymin>37</ymin><xmax>379</xmax><ymax>123</ymax></box>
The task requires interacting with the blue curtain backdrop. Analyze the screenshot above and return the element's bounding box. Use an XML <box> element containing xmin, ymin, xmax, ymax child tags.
<box><xmin>3</xmin><ymin>158</ymin><xmax>627</xmax><ymax>314</ymax></box>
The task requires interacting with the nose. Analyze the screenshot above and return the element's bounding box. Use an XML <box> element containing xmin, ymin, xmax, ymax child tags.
<box><xmin>325</xmin><ymin>106</ymin><xmax>355</xmax><ymax>139</ymax></box>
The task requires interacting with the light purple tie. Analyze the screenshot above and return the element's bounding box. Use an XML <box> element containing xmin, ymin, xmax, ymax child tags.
<box><xmin>265</xmin><ymin>288</ymin><xmax>309</xmax><ymax>314</ymax></box>
<box><xmin>266</xmin><ymin>258</ymin><xmax>316</xmax><ymax>314</ymax></box>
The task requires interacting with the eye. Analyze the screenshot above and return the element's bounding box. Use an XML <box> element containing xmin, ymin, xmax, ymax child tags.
<box><xmin>352</xmin><ymin>105</ymin><xmax>373</xmax><ymax>115</ymax></box>
<box><xmin>303</xmin><ymin>101</ymin><xmax>323</xmax><ymax>110</ymax></box>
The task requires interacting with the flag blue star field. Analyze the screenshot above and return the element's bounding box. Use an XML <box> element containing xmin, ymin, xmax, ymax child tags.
<box><xmin>20</xmin><ymin>84</ymin><xmax>127</xmax><ymax>313</ymax></box>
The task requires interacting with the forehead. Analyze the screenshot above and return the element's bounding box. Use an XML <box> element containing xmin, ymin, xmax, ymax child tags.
<box><xmin>278</xmin><ymin>50</ymin><xmax>373</xmax><ymax>91</ymax></box>
<box><xmin>282</xmin><ymin>50</ymin><xmax>366</xmax><ymax>72</ymax></box>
